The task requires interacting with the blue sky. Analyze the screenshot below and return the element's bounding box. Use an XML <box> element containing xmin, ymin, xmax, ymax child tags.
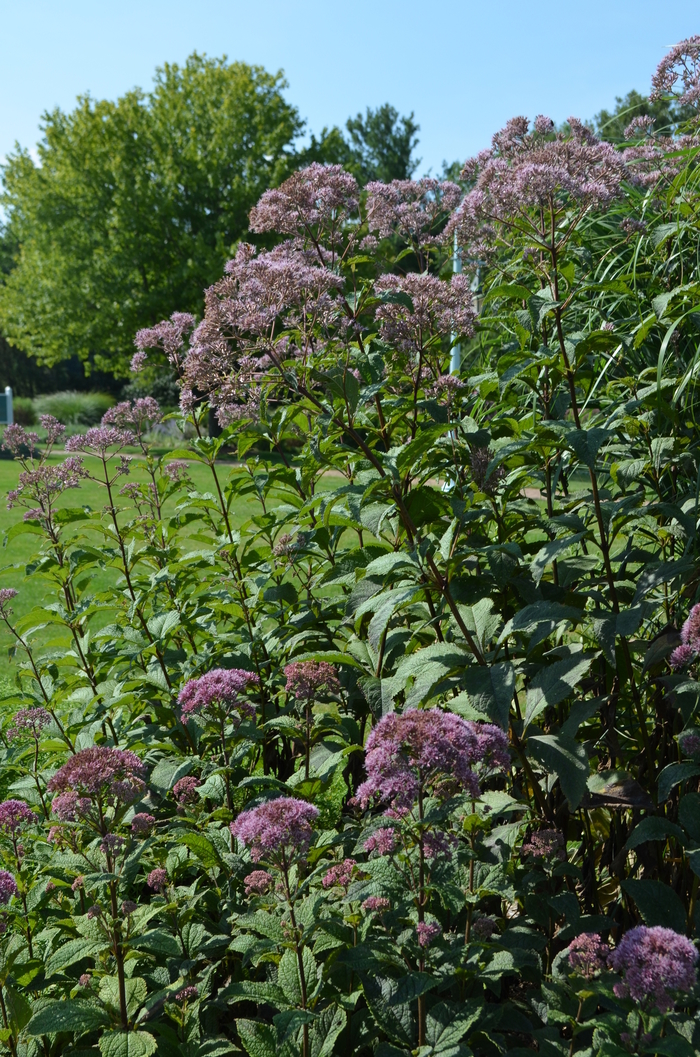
<box><xmin>1</xmin><ymin>0</ymin><xmax>698</xmax><ymax>174</ymax></box>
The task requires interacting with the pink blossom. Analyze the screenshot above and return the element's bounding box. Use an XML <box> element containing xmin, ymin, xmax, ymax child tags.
<box><xmin>0</xmin><ymin>800</ymin><xmax>35</xmax><ymax>835</ymax></box>
<box><xmin>355</xmin><ymin>709</ymin><xmax>508</xmax><ymax>811</ymax></box>
<box><xmin>322</xmin><ymin>858</ymin><xmax>356</xmax><ymax>889</ymax></box>
<box><xmin>130</xmin><ymin>351</ymin><xmax>147</xmax><ymax>373</ymax></box>
<box><xmin>244</xmin><ymin>870</ymin><xmax>274</xmax><ymax>896</ymax></box>
<box><xmin>178</xmin><ymin>668</ymin><xmax>259</xmax><ymax>721</ymax></box>
<box><xmin>65</xmin><ymin>427</ymin><xmax>135</xmax><ymax>455</ymax></box>
<box><xmin>362</xmin><ymin>896</ymin><xmax>390</xmax><ymax>914</ymax></box>
<box><xmin>101</xmin><ymin>398</ymin><xmax>161</xmax><ymax>431</ymax></box>
<box><xmin>163</xmin><ymin>460</ymin><xmax>190</xmax><ymax>482</ymax></box>
<box><xmin>567</xmin><ymin>932</ymin><xmax>609</xmax><ymax>978</ymax></box>
<box><xmin>416</xmin><ymin>922</ymin><xmax>441</xmax><ymax>948</ymax></box>
<box><xmin>284</xmin><ymin>661</ymin><xmax>339</xmax><ymax>700</ymax></box>
<box><xmin>175</xmin><ymin>986</ymin><xmax>198</xmax><ymax>1003</ymax></box>
<box><xmin>6</xmin><ymin>708</ymin><xmax>50</xmax><ymax>741</ymax></box>
<box><xmin>521</xmin><ymin>829</ymin><xmax>565</xmax><ymax>861</ymax></box>
<box><xmin>134</xmin><ymin>313</ymin><xmax>196</xmax><ymax>372</ymax></box>
<box><xmin>6</xmin><ymin>457</ymin><xmax>88</xmax><ymax>513</ymax></box>
<box><xmin>230</xmin><ymin>797</ymin><xmax>319</xmax><ymax>863</ymax></box>
<box><xmin>366</xmin><ymin>179</ymin><xmax>462</xmax><ymax>248</ymax></box>
<box><xmin>363</xmin><ymin>828</ymin><xmax>396</xmax><ymax>856</ymax></box>
<box><xmin>249</xmin><ymin>163</ymin><xmax>359</xmax><ymax>239</ymax></box>
<box><xmin>0</xmin><ymin>589</ymin><xmax>17</xmax><ymax>617</ymax></box>
<box><xmin>100</xmin><ymin>833</ymin><xmax>125</xmax><ymax>856</ymax></box>
<box><xmin>670</xmin><ymin>644</ymin><xmax>696</xmax><ymax>670</ymax></box>
<box><xmin>609</xmin><ymin>926</ymin><xmax>698</xmax><ymax>1013</ymax></box>
<box><xmin>375</xmin><ymin>273</ymin><xmax>475</xmax><ymax>358</ymax></box>
<box><xmin>48</xmin><ymin>746</ymin><xmax>147</xmax><ymax>819</ymax></box>
<box><xmin>1</xmin><ymin>424</ymin><xmax>39</xmax><ymax>456</ymax></box>
<box><xmin>679</xmin><ymin>732</ymin><xmax>700</xmax><ymax>758</ymax></box>
<box><xmin>0</xmin><ymin>871</ymin><xmax>17</xmax><ymax>905</ymax></box>
<box><xmin>148</xmin><ymin>868</ymin><xmax>168</xmax><ymax>891</ymax></box>
<box><xmin>651</xmin><ymin>36</ymin><xmax>700</xmax><ymax>107</ymax></box>
<box><xmin>131</xmin><ymin>813</ymin><xmax>156</xmax><ymax>835</ymax></box>
<box><xmin>71</xmin><ymin>876</ymin><xmax>84</xmax><ymax>891</ymax></box>
<box><xmin>122</xmin><ymin>900</ymin><xmax>137</xmax><ymax>915</ymax></box>
<box><xmin>172</xmin><ymin>776</ymin><xmax>200</xmax><ymax>806</ymax></box>
<box><xmin>472</xmin><ymin>916</ymin><xmax>498</xmax><ymax>941</ymax></box>
<box><xmin>79</xmin><ymin>974</ymin><xmax>91</xmax><ymax>988</ymax></box>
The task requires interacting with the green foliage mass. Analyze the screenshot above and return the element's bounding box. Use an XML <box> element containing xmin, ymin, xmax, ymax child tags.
<box><xmin>2</xmin><ymin>53</ymin><xmax>700</xmax><ymax>1057</ymax></box>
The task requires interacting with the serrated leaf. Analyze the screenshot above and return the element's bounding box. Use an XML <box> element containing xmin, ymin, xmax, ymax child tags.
<box><xmin>45</xmin><ymin>937</ymin><xmax>110</xmax><ymax>977</ymax></box>
<box><xmin>621</xmin><ymin>879</ymin><xmax>687</xmax><ymax>933</ymax></box>
<box><xmin>26</xmin><ymin>1000</ymin><xmax>110</xmax><ymax>1036</ymax></box>
<box><xmin>99</xmin><ymin>1031</ymin><xmax>157</xmax><ymax>1057</ymax></box>
<box><xmin>179</xmin><ymin>832</ymin><xmax>221</xmax><ymax>868</ymax></box>
<box><xmin>524</xmin><ymin>654</ymin><xmax>592</xmax><ymax>731</ymax></box>
<box><xmin>310</xmin><ymin>1004</ymin><xmax>346</xmax><ymax>1057</ymax></box>
<box><xmin>625</xmin><ymin>816</ymin><xmax>685</xmax><ymax>851</ymax></box>
<box><xmin>277</xmin><ymin>947</ymin><xmax>317</xmax><ymax>1007</ymax></box>
<box><xmin>236</xmin><ymin>1019</ymin><xmax>278</xmax><ymax>1057</ymax></box>
<box><xmin>527</xmin><ymin>733</ymin><xmax>589</xmax><ymax>808</ymax></box>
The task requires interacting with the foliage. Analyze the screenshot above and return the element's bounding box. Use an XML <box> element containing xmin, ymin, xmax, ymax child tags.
<box><xmin>2</xmin><ymin>38</ymin><xmax>700</xmax><ymax>1057</ymax></box>
<box><xmin>345</xmin><ymin>104</ymin><xmax>420</xmax><ymax>182</ymax></box>
<box><xmin>32</xmin><ymin>392</ymin><xmax>116</xmax><ymax>427</ymax></box>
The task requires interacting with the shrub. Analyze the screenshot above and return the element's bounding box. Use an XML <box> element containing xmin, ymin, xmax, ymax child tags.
<box><xmin>1</xmin><ymin>37</ymin><xmax>700</xmax><ymax>1057</ymax></box>
<box><xmin>33</xmin><ymin>389</ymin><xmax>115</xmax><ymax>425</ymax></box>
<box><xmin>10</xmin><ymin>397</ymin><xmax>36</xmax><ymax>426</ymax></box>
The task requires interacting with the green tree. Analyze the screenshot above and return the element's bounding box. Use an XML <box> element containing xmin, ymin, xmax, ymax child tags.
<box><xmin>345</xmin><ymin>103</ymin><xmax>420</xmax><ymax>182</ymax></box>
<box><xmin>0</xmin><ymin>54</ymin><xmax>303</xmax><ymax>375</ymax></box>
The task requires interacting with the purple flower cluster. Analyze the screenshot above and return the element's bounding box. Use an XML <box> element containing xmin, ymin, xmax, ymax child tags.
<box><xmin>375</xmin><ymin>273</ymin><xmax>475</xmax><ymax>359</ymax></box>
<box><xmin>670</xmin><ymin>604</ymin><xmax>700</xmax><ymax>669</ymax></box>
<box><xmin>355</xmin><ymin>708</ymin><xmax>509</xmax><ymax>811</ymax></box>
<box><xmin>175</xmin><ymin>986</ymin><xmax>198</xmax><ymax>1003</ymax></box>
<box><xmin>230</xmin><ymin>797</ymin><xmax>319</xmax><ymax>864</ymax></box>
<box><xmin>0</xmin><ymin>588</ymin><xmax>18</xmax><ymax>618</ymax></box>
<box><xmin>244</xmin><ymin>870</ymin><xmax>274</xmax><ymax>896</ymax></box>
<box><xmin>472</xmin><ymin>916</ymin><xmax>498</xmax><ymax>941</ymax></box>
<box><xmin>178</xmin><ymin>668</ymin><xmax>259</xmax><ymax>721</ymax></box>
<box><xmin>521</xmin><ymin>829</ymin><xmax>565</xmax><ymax>861</ymax></box>
<box><xmin>6</xmin><ymin>457</ymin><xmax>88</xmax><ymax>516</ymax></box>
<box><xmin>651</xmin><ymin>36</ymin><xmax>700</xmax><ymax>107</ymax></box>
<box><xmin>133</xmin><ymin>312</ymin><xmax>196</xmax><ymax>374</ymax></box>
<box><xmin>470</xmin><ymin>447</ymin><xmax>506</xmax><ymax>495</ymax></box>
<box><xmin>416</xmin><ymin>922</ymin><xmax>441</xmax><ymax>948</ymax></box>
<box><xmin>48</xmin><ymin>746</ymin><xmax>147</xmax><ymax>820</ymax></box>
<box><xmin>322</xmin><ymin>858</ymin><xmax>356</xmax><ymax>889</ymax></box>
<box><xmin>131</xmin><ymin>813</ymin><xmax>155</xmax><ymax>835</ymax></box>
<box><xmin>65</xmin><ymin>427</ymin><xmax>135</xmax><ymax>456</ymax></box>
<box><xmin>284</xmin><ymin>661</ymin><xmax>339</xmax><ymax>700</ymax></box>
<box><xmin>148</xmin><ymin>868</ymin><xmax>168</xmax><ymax>891</ymax></box>
<box><xmin>1</xmin><ymin>423</ymin><xmax>40</xmax><ymax>456</ymax></box>
<box><xmin>249</xmin><ymin>163</ymin><xmax>359</xmax><ymax>240</ymax></box>
<box><xmin>0</xmin><ymin>871</ymin><xmax>18</xmax><ymax>905</ymax></box>
<box><xmin>567</xmin><ymin>932</ymin><xmax>609</xmax><ymax>978</ymax></box>
<box><xmin>608</xmin><ymin>926</ymin><xmax>698</xmax><ymax>1013</ymax></box>
<box><xmin>101</xmin><ymin>398</ymin><xmax>162</xmax><ymax>433</ymax></box>
<box><xmin>366</xmin><ymin>179</ymin><xmax>462</xmax><ymax>249</ymax></box>
<box><xmin>6</xmin><ymin>707</ymin><xmax>51</xmax><ymax>741</ymax></box>
<box><xmin>363</xmin><ymin>828</ymin><xmax>396</xmax><ymax>856</ymax></box>
<box><xmin>362</xmin><ymin>896</ymin><xmax>390</xmax><ymax>914</ymax></box>
<box><xmin>172</xmin><ymin>776</ymin><xmax>200</xmax><ymax>806</ymax></box>
<box><xmin>0</xmin><ymin>800</ymin><xmax>35</xmax><ymax>836</ymax></box>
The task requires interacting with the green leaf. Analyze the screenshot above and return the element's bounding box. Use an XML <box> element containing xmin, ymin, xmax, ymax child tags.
<box><xmin>530</xmin><ymin>534</ymin><xmax>586</xmax><ymax>586</ymax></box>
<box><xmin>658</xmin><ymin>763</ymin><xmax>700</xmax><ymax>803</ymax></box>
<box><xmin>462</xmin><ymin>663</ymin><xmax>514</xmax><ymax>730</ymax></box>
<box><xmin>527</xmin><ymin>733</ymin><xmax>589</xmax><ymax>808</ymax></box>
<box><xmin>223</xmin><ymin>981</ymin><xmax>289</xmax><ymax>1009</ymax></box>
<box><xmin>99</xmin><ymin>1031</ymin><xmax>158</xmax><ymax>1057</ymax></box>
<box><xmin>647</xmin><ymin>1038</ymin><xmax>696</xmax><ymax>1057</ymax></box>
<box><xmin>179</xmin><ymin>832</ymin><xmax>221</xmax><ymax>868</ymax></box>
<box><xmin>236</xmin><ymin>1020</ymin><xmax>278</xmax><ymax>1057</ymax></box>
<box><xmin>359</xmin><ymin>974</ymin><xmax>412</xmax><ymax>1047</ymax></box>
<box><xmin>387</xmin><ymin>972</ymin><xmax>435</xmax><ymax>1006</ymax></box>
<box><xmin>45</xmin><ymin>937</ymin><xmax>110</xmax><ymax>977</ymax></box>
<box><xmin>624</xmin><ymin>816</ymin><xmax>685</xmax><ymax>851</ymax></box>
<box><xmin>132</xmin><ymin>930</ymin><xmax>182</xmax><ymax>958</ymax></box>
<box><xmin>621</xmin><ymin>879</ymin><xmax>687</xmax><ymax>932</ymax></box>
<box><xmin>99</xmin><ymin>976</ymin><xmax>147</xmax><ymax>1018</ymax></box>
<box><xmin>566</xmin><ymin>428</ymin><xmax>611</xmax><ymax>469</ymax></box>
<box><xmin>310</xmin><ymin>1004</ymin><xmax>346</xmax><ymax>1057</ymax></box>
<box><xmin>524</xmin><ymin>654</ymin><xmax>593</xmax><ymax>731</ymax></box>
<box><xmin>425</xmin><ymin>1000</ymin><xmax>482</xmax><ymax>1052</ymax></box>
<box><xmin>679</xmin><ymin>792</ymin><xmax>700</xmax><ymax>842</ymax></box>
<box><xmin>591</xmin><ymin>607</ymin><xmax>644</xmax><ymax>666</ymax></box>
<box><xmin>26</xmin><ymin>1000</ymin><xmax>110</xmax><ymax>1036</ymax></box>
<box><xmin>4</xmin><ymin>984</ymin><xmax>31</xmax><ymax>1032</ymax></box>
<box><xmin>277</xmin><ymin>947</ymin><xmax>317</xmax><ymax>1007</ymax></box>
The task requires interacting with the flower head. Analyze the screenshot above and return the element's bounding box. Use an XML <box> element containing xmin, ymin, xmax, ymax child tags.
<box><xmin>48</xmin><ymin>746</ymin><xmax>147</xmax><ymax>820</ymax></box>
<box><xmin>416</xmin><ymin>922</ymin><xmax>441</xmax><ymax>948</ymax></box>
<box><xmin>0</xmin><ymin>871</ymin><xmax>18</xmax><ymax>905</ymax></box>
<box><xmin>609</xmin><ymin>926</ymin><xmax>698</xmax><ymax>1012</ymax></box>
<box><xmin>366</xmin><ymin>179</ymin><xmax>462</xmax><ymax>249</ymax></box>
<box><xmin>362</xmin><ymin>896</ymin><xmax>390</xmax><ymax>914</ymax></box>
<box><xmin>0</xmin><ymin>589</ymin><xmax>18</xmax><ymax>617</ymax></box>
<box><xmin>284</xmin><ymin>661</ymin><xmax>339</xmax><ymax>700</ymax></box>
<box><xmin>122</xmin><ymin>900</ymin><xmax>137</xmax><ymax>915</ymax></box>
<box><xmin>363</xmin><ymin>827</ymin><xmax>396</xmax><ymax>856</ymax></box>
<box><xmin>6</xmin><ymin>707</ymin><xmax>51</xmax><ymax>741</ymax></box>
<box><xmin>567</xmin><ymin>932</ymin><xmax>609</xmax><ymax>978</ymax></box>
<box><xmin>249</xmin><ymin>164</ymin><xmax>359</xmax><ymax>239</ymax></box>
<box><xmin>101</xmin><ymin>398</ymin><xmax>161</xmax><ymax>432</ymax></box>
<box><xmin>521</xmin><ymin>829</ymin><xmax>565</xmax><ymax>861</ymax></box>
<box><xmin>65</xmin><ymin>427</ymin><xmax>135</xmax><ymax>455</ymax></box>
<box><xmin>322</xmin><ymin>858</ymin><xmax>356</xmax><ymax>890</ymax></box>
<box><xmin>172</xmin><ymin>776</ymin><xmax>200</xmax><ymax>806</ymax></box>
<box><xmin>0</xmin><ymin>800</ymin><xmax>35</xmax><ymax>836</ymax></box>
<box><xmin>472</xmin><ymin>916</ymin><xmax>498</xmax><ymax>941</ymax></box>
<box><xmin>355</xmin><ymin>709</ymin><xmax>508</xmax><ymax>812</ymax></box>
<box><xmin>178</xmin><ymin>668</ymin><xmax>259</xmax><ymax>722</ymax></box>
<box><xmin>134</xmin><ymin>312</ymin><xmax>196</xmax><ymax>373</ymax></box>
<box><xmin>244</xmin><ymin>870</ymin><xmax>274</xmax><ymax>896</ymax></box>
<box><xmin>147</xmin><ymin>868</ymin><xmax>168</xmax><ymax>891</ymax></box>
<box><xmin>175</xmin><ymin>986</ymin><xmax>198</xmax><ymax>1003</ymax></box>
<box><xmin>670</xmin><ymin>644</ymin><xmax>696</xmax><ymax>670</ymax></box>
<box><xmin>131</xmin><ymin>813</ymin><xmax>155</xmax><ymax>835</ymax></box>
<box><xmin>375</xmin><ymin>272</ymin><xmax>475</xmax><ymax>360</ymax></box>
<box><xmin>2</xmin><ymin>423</ymin><xmax>39</xmax><ymax>456</ymax></box>
<box><xmin>651</xmin><ymin>36</ymin><xmax>700</xmax><ymax>107</ymax></box>
<box><xmin>230</xmin><ymin>797</ymin><xmax>319</xmax><ymax>864</ymax></box>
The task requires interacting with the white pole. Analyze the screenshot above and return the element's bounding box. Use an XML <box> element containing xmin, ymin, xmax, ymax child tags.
<box><xmin>4</xmin><ymin>387</ymin><xmax>12</xmax><ymax>426</ymax></box>
<box><xmin>450</xmin><ymin>229</ymin><xmax>462</xmax><ymax>375</ymax></box>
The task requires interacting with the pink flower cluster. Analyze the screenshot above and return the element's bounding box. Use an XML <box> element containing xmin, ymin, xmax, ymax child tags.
<box><xmin>148</xmin><ymin>868</ymin><xmax>168</xmax><ymax>891</ymax></box>
<box><xmin>0</xmin><ymin>800</ymin><xmax>35</xmax><ymax>836</ymax></box>
<box><xmin>521</xmin><ymin>829</ymin><xmax>565</xmax><ymax>861</ymax></box>
<box><xmin>670</xmin><ymin>604</ymin><xmax>700</xmax><ymax>670</ymax></box>
<box><xmin>0</xmin><ymin>871</ymin><xmax>18</xmax><ymax>905</ymax></box>
<box><xmin>230</xmin><ymin>797</ymin><xmax>319</xmax><ymax>863</ymax></box>
<box><xmin>355</xmin><ymin>708</ymin><xmax>509</xmax><ymax>811</ymax></box>
<box><xmin>48</xmin><ymin>746</ymin><xmax>147</xmax><ymax>820</ymax></box>
<box><xmin>362</xmin><ymin>896</ymin><xmax>390</xmax><ymax>914</ymax></box>
<box><xmin>249</xmin><ymin>163</ymin><xmax>359</xmax><ymax>240</ymax></box>
<box><xmin>173</xmin><ymin>776</ymin><xmax>200</xmax><ymax>806</ymax></box>
<box><xmin>609</xmin><ymin>926</ymin><xmax>698</xmax><ymax>1013</ymax></box>
<box><xmin>178</xmin><ymin>668</ymin><xmax>259</xmax><ymax>721</ymax></box>
<box><xmin>0</xmin><ymin>588</ymin><xmax>18</xmax><ymax>618</ymax></box>
<box><xmin>284</xmin><ymin>661</ymin><xmax>339</xmax><ymax>700</ymax></box>
<box><xmin>131</xmin><ymin>813</ymin><xmax>156</xmax><ymax>835</ymax></box>
<box><xmin>244</xmin><ymin>870</ymin><xmax>274</xmax><ymax>896</ymax></box>
<box><xmin>416</xmin><ymin>922</ymin><xmax>441</xmax><ymax>948</ymax></box>
<box><xmin>322</xmin><ymin>858</ymin><xmax>356</xmax><ymax>889</ymax></box>
<box><xmin>651</xmin><ymin>35</ymin><xmax>700</xmax><ymax>107</ymax></box>
<box><xmin>375</xmin><ymin>273</ymin><xmax>475</xmax><ymax>358</ymax></box>
<box><xmin>363</xmin><ymin>828</ymin><xmax>396</xmax><ymax>856</ymax></box>
<box><xmin>101</xmin><ymin>398</ymin><xmax>162</xmax><ymax>432</ymax></box>
<box><xmin>6</xmin><ymin>456</ymin><xmax>88</xmax><ymax>516</ymax></box>
<box><xmin>133</xmin><ymin>312</ymin><xmax>196</xmax><ymax>374</ymax></box>
<box><xmin>65</xmin><ymin>427</ymin><xmax>135</xmax><ymax>456</ymax></box>
<box><xmin>567</xmin><ymin>932</ymin><xmax>609</xmax><ymax>978</ymax></box>
<box><xmin>6</xmin><ymin>707</ymin><xmax>51</xmax><ymax>741</ymax></box>
<box><xmin>366</xmin><ymin>178</ymin><xmax>462</xmax><ymax>248</ymax></box>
